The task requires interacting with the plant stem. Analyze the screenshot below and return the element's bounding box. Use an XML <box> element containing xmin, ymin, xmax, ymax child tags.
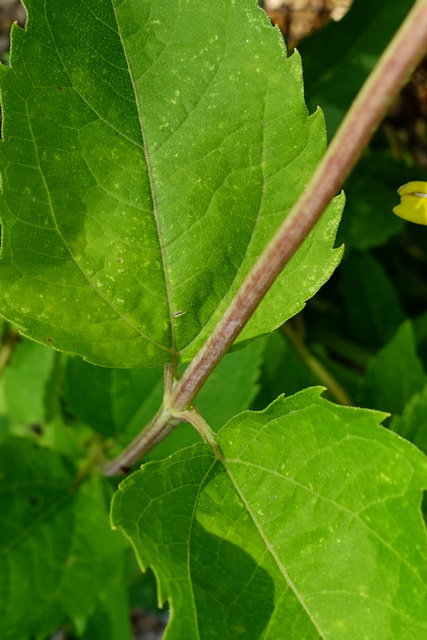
<box><xmin>105</xmin><ymin>0</ymin><xmax>427</xmax><ymax>474</ymax></box>
<box><xmin>104</xmin><ymin>403</ymin><xmax>181</xmax><ymax>476</ymax></box>
<box><xmin>179</xmin><ymin>408</ymin><xmax>222</xmax><ymax>457</ymax></box>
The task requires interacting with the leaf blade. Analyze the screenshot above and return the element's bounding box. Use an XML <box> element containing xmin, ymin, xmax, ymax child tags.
<box><xmin>0</xmin><ymin>0</ymin><xmax>342</xmax><ymax>367</ymax></box>
<box><xmin>112</xmin><ymin>389</ymin><xmax>427</xmax><ymax>639</ymax></box>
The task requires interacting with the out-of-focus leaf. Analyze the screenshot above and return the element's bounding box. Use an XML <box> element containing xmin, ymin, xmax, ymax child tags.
<box><xmin>363</xmin><ymin>321</ymin><xmax>426</xmax><ymax>414</ymax></box>
<box><xmin>128</xmin><ymin>562</ymin><xmax>161</xmax><ymax>613</ymax></box>
<box><xmin>0</xmin><ymin>436</ymin><xmax>126</xmax><ymax>640</ymax></box>
<box><xmin>337</xmin><ymin>151</ymin><xmax>412</xmax><ymax>251</ymax></box>
<box><xmin>391</xmin><ymin>385</ymin><xmax>427</xmax><ymax>455</ymax></box>
<box><xmin>340</xmin><ymin>251</ymin><xmax>406</xmax><ymax>349</ymax></box>
<box><xmin>2</xmin><ymin>340</ymin><xmax>55</xmax><ymax>424</ymax></box>
<box><xmin>253</xmin><ymin>329</ymin><xmax>362</xmax><ymax>411</ymax></box>
<box><xmin>310</xmin><ymin>343</ymin><xmax>364</xmax><ymax>405</ymax></box>
<box><xmin>414</xmin><ymin>309</ymin><xmax>427</xmax><ymax>367</ymax></box>
<box><xmin>112</xmin><ymin>388</ymin><xmax>427</xmax><ymax>640</ymax></box>
<box><xmin>79</xmin><ymin>577</ymin><xmax>132</xmax><ymax>640</ymax></box>
<box><xmin>253</xmin><ymin>330</ymin><xmax>318</xmax><ymax>410</ymax></box>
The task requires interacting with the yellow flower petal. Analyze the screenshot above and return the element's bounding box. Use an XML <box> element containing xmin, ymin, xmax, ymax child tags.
<box><xmin>393</xmin><ymin>181</ymin><xmax>427</xmax><ymax>225</ymax></box>
<box><xmin>398</xmin><ymin>181</ymin><xmax>427</xmax><ymax>196</ymax></box>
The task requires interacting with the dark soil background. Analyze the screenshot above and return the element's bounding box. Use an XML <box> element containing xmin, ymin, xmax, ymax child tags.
<box><xmin>0</xmin><ymin>0</ymin><xmax>25</xmax><ymax>58</ymax></box>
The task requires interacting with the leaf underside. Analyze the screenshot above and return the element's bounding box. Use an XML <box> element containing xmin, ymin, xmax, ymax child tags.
<box><xmin>112</xmin><ymin>388</ymin><xmax>427</xmax><ymax>640</ymax></box>
<box><xmin>0</xmin><ymin>0</ymin><xmax>342</xmax><ymax>367</ymax></box>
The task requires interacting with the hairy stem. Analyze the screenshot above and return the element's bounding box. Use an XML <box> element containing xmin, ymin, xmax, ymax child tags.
<box><xmin>105</xmin><ymin>0</ymin><xmax>427</xmax><ymax>474</ymax></box>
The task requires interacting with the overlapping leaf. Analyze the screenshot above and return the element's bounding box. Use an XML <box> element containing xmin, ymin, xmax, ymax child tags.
<box><xmin>112</xmin><ymin>388</ymin><xmax>427</xmax><ymax>639</ymax></box>
<box><xmin>0</xmin><ymin>0</ymin><xmax>342</xmax><ymax>367</ymax></box>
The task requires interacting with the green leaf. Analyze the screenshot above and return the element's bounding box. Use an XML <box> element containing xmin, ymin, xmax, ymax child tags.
<box><xmin>0</xmin><ymin>436</ymin><xmax>126</xmax><ymax>640</ymax></box>
<box><xmin>112</xmin><ymin>388</ymin><xmax>427</xmax><ymax>640</ymax></box>
<box><xmin>392</xmin><ymin>247</ymin><xmax>427</xmax><ymax>312</ymax></box>
<box><xmin>65</xmin><ymin>359</ymin><xmax>137</xmax><ymax>440</ymax></box>
<box><xmin>340</xmin><ymin>251</ymin><xmax>406</xmax><ymax>349</ymax></box>
<box><xmin>253</xmin><ymin>329</ymin><xmax>364</xmax><ymax>409</ymax></box>
<box><xmin>1</xmin><ymin>339</ymin><xmax>55</xmax><ymax>424</ymax></box>
<box><xmin>0</xmin><ymin>0</ymin><xmax>342</xmax><ymax>368</ymax></box>
<box><xmin>299</xmin><ymin>0</ymin><xmax>415</xmax><ymax>137</ymax></box>
<box><xmin>363</xmin><ymin>321</ymin><xmax>426</xmax><ymax>414</ymax></box>
<box><xmin>414</xmin><ymin>309</ymin><xmax>427</xmax><ymax>368</ymax></box>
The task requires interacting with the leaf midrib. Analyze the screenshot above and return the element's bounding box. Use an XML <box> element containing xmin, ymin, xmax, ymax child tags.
<box><xmin>110</xmin><ymin>0</ymin><xmax>177</xmax><ymax>362</ymax></box>
<box><xmin>205</xmin><ymin>406</ymin><xmax>426</xmax><ymax>636</ymax></box>
<box><xmin>221</xmin><ymin>403</ymin><xmax>426</xmax><ymax>585</ymax></box>
<box><xmin>216</xmin><ymin>455</ymin><xmax>328</xmax><ymax>640</ymax></box>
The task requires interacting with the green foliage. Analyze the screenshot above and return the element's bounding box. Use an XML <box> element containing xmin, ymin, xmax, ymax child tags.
<box><xmin>0</xmin><ymin>0</ymin><xmax>342</xmax><ymax>368</ymax></box>
<box><xmin>112</xmin><ymin>389</ymin><xmax>427</xmax><ymax>639</ymax></box>
<box><xmin>337</xmin><ymin>151</ymin><xmax>412</xmax><ymax>251</ymax></box>
<box><xmin>78</xmin><ymin>579</ymin><xmax>132</xmax><ymax>640</ymax></box>
<box><xmin>253</xmin><ymin>330</ymin><xmax>318</xmax><ymax>409</ymax></box>
<box><xmin>0</xmin><ymin>436</ymin><xmax>128</xmax><ymax>640</ymax></box>
<box><xmin>391</xmin><ymin>385</ymin><xmax>427</xmax><ymax>455</ymax></box>
<box><xmin>364</xmin><ymin>322</ymin><xmax>426</xmax><ymax>414</ymax></box>
<box><xmin>340</xmin><ymin>251</ymin><xmax>405</xmax><ymax>349</ymax></box>
<box><xmin>2</xmin><ymin>340</ymin><xmax>55</xmax><ymax>424</ymax></box>
<box><xmin>0</xmin><ymin>1</ymin><xmax>426</xmax><ymax>639</ymax></box>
